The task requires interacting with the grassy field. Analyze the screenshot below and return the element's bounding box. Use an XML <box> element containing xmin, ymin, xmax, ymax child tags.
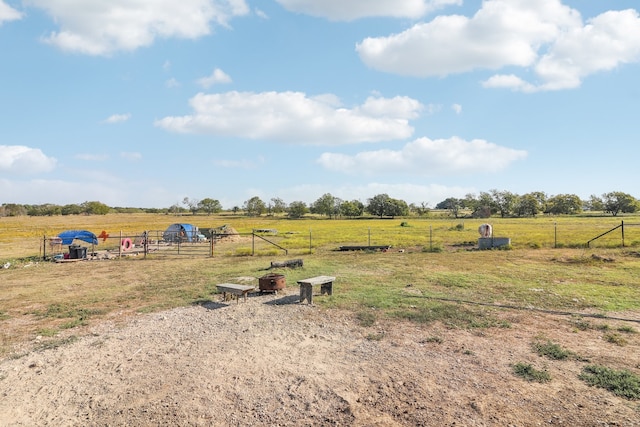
<box><xmin>1</xmin><ymin>213</ymin><xmax>640</xmax><ymax>357</ymax></box>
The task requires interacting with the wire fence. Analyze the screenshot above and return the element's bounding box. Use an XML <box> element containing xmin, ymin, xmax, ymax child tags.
<box><xmin>38</xmin><ymin>219</ymin><xmax>640</xmax><ymax>261</ymax></box>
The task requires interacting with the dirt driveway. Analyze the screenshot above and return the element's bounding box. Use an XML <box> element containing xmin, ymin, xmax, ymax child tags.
<box><xmin>1</xmin><ymin>289</ymin><xmax>639</xmax><ymax>426</ymax></box>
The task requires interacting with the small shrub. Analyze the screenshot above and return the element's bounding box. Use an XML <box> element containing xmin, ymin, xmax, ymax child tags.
<box><xmin>512</xmin><ymin>363</ymin><xmax>551</xmax><ymax>383</ymax></box>
<box><xmin>604</xmin><ymin>332</ymin><xmax>627</xmax><ymax>346</ymax></box>
<box><xmin>365</xmin><ymin>332</ymin><xmax>385</xmax><ymax>341</ymax></box>
<box><xmin>421</xmin><ymin>336</ymin><xmax>443</xmax><ymax>344</ymax></box>
<box><xmin>356</xmin><ymin>310</ymin><xmax>377</xmax><ymax>327</ymax></box>
<box><xmin>532</xmin><ymin>339</ymin><xmax>574</xmax><ymax>360</ymax></box>
<box><xmin>617</xmin><ymin>325</ymin><xmax>637</xmax><ymax>334</ymax></box>
<box><xmin>400</xmin><ymin>221</ymin><xmax>410</xmax><ymax>227</ymax></box>
<box><xmin>579</xmin><ymin>365</ymin><xmax>640</xmax><ymax>400</ymax></box>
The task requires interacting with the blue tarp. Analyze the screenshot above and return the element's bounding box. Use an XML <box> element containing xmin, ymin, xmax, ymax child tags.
<box><xmin>57</xmin><ymin>230</ymin><xmax>98</xmax><ymax>246</ymax></box>
<box><xmin>163</xmin><ymin>223</ymin><xmax>197</xmax><ymax>242</ymax></box>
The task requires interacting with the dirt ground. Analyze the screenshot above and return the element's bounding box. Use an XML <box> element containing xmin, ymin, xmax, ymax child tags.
<box><xmin>1</xmin><ymin>287</ymin><xmax>639</xmax><ymax>426</ymax></box>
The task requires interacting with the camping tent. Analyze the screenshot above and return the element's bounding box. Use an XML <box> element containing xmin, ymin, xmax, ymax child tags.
<box><xmin>57</xmin><ymin>230</ymin><xmax>98</xmax><ymax>245</ymax></box>
<box><xmin>163</xmin><ymin>223</ymin><xmax>198</xmax><ymax>243</ymax></box>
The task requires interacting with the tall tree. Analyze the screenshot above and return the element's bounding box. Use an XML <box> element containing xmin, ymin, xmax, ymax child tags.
<box><xmin>602</xmin><ymin>192</ymin><xmax>638</xmax><ymax>216</ymax></box>
<box><xmin>545</xmin><ymin>194</ymin><xmax>582</xmax><ymax>215</ymax></box>
<box><xmin>341</xmin><ymin>200</ymin><xmax>364</xmax><ymax>218</ymax></box>
<box><xmin>270</xmin><ymin>197</ymin><xmax>287</xmax><ymax>215</ymax></box>
<box><xmin>287</xmin><ymin>201</ymin><xmax>308</xmax><ymax>219</ymax></box>
<box><xmin>366</xmin><ymin>193</ymin><xmax>392</xmax><ymax>218</ymax></box>
<box><xmin>311</xmin><ymin>193</ymin><xmax>337</xmax><ymax>218</ymax></box>
<box><xmin>243</xmin><ymin>196</ymin><xmax>266</xmax><ymax>216</ymax></box>
<box><xmin>198</xmin><ymin>198</ymin><xmax>222</xmax><ymax>215</ymax></box>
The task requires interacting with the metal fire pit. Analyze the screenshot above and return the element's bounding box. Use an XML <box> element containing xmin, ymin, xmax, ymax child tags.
<box><xmin>259</xmin><ymin>273</ymin><xmax>286</xmax><ymax>293</ymax></box>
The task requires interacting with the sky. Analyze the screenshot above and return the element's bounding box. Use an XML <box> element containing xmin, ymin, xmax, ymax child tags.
<box><xmin>1</xmin><ymin>0</ymin><xmax>639</xmax><ymax>210</ymax></box>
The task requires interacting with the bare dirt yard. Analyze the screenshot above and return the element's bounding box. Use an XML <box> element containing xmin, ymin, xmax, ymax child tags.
<box><xmin>1</xmin><ymin>288</ymin><xmax>639</xmax><ymax>426</ymax></box>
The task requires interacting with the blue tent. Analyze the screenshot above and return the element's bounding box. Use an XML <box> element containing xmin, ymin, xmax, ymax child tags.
<box><xmin>163</xmin><ymin>223</ymin><xmax>197</xmax><ymax>243</ymax></box>
<box><xmin>57</xmin><ymin>230</ymin><xmax>98</xmax><ymax>245</ymax></box>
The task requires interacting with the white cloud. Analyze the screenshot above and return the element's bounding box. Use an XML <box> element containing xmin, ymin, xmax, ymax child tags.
<box><xmin>317</xmin><ymin>136</ymin><xmax>527</xmax><ymax>175</ymax></box>
<box><xmin>452</xmin><ymin>103</ymin><xmax>462</xmax><ymax>114</ymax></box>
<box><xmin>165</xmin><ymin>78</ymin><xmax>181</xmax><ymax>88</ymax></box>
<box><xmin>0</xmin><ymin>1</ymin><xmax>22</xmax><ymax>23</ymax></box>
<box><xmin>120</xmin><ymin>152</ymin><xmax>142</xmax><ymax>161</ymax></box>
<box><xmin>103</xmin><ymin>113</ymin><xmax>131</xmax><ymax>124</ymax></box>
<box><xmin>196</xmin><ymin>68</ymin><xmax>232</xmax><ymax>88</ymax></box>
<box><xmin>356</xmin><ymin>0</ymin><xmax>640</xmax><ymax>91</ymax></box>
<box><xmin>155</xmin><ymin>91</ymin><xmax>422</xmax><ymax>145</ymax></box>
<box><xmin>213</xmin><ymin>158</ymin><xmax>260</xmax><ymax>169</ymax></box>
<box><xmin>26</xmin><ymin>0</ymin><xmax>250</xmax><ymax>55</ymax></box>
<box><xmin>275</xmin><ymin>0</ymin><xmax>461</xmax><ymax>21</ymax></box>
<box><xmin>255</xmin><ymin>8</ymin><xmax>268</xmax><ymax>20</ymax></box>
<box><xmin>75</xmin><ymin>153</ymin><xmax>109</xmax><ymax>161</ymax></box>
<box><xmin>0</xmin><ymin>145</ymin><xmax>57</xmax><ymax>174</ymax></box>
<box><xmin>356</xmin><ymin>0</ymin><xmax>580</xmax><ymax>77</ymax></box>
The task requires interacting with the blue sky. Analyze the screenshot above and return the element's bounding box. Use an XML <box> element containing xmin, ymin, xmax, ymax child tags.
<box><xmin>1</xmin><ymin>0</ymin><xmax>639</xmax><ymax>209</ymax></box>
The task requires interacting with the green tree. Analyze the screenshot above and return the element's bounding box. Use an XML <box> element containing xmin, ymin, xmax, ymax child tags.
<box><xmin>602</xmin><ymin>192</ymin><xmax>638</xmax><ymax>216</ymax></box>
<box><xmin>1</xmin><ymin>203</ymin><xmax>27</xmax><ymax>216</ymax></box>
<box><xmin>341</xmin><ymin>200</ymin><xmax>364</xmax><ymax>218</ymax></box>
<box><xmin>287</xmin><ymin>201</ymin><xmax>308</xmax><ymax>218</ymax></box>
<box><xmin>243</xmin><ymin>196</ymin><xmax>266</xmax><ymax>216</ymax></box>
<box><xmin>586</xmin><ymin>195</ymin><xmax>604</xmax><ymax>212</ymax></box>
<box><xmin>198</xmin><ymin>198</ymin><xmax>222</xmax><ymax>215</ymax></box>
<box><xmin>182</xmin><ymin>197</ymin><xmax>199</xmax><ymax>215</ymax></box>
<box><xmin>366</xmin><ymin>193</ymin><xmax>392</xmax><ymax>218</ymax></box>
<box><xmin>61</xmin><ymin>204</ymin><xmax>83</xmax><ymax>215</ymax></box>
<box><xmin>515</xmin><ymin>193</ymin><xmax>541</xmax><ymax>217</ymax></box>
<box><xmin>82</xmin><ymin>201</ymin><xmax>110</xmax><ymax>215</ymax></box>
<box><xmin>436</xmin><ymin>197</ymin><xmax>464</xmax><ymax>218</ymax></box>
<box><xmin>270</xmin><ymin>197</ymin><xmax>287</xmax><ymax>215</ymax></box>
<box><xmin>386</xmin><ymin>198</ymin><xmax>409</xmax><ymax>218</ymax></box>
<box><xmin>545</xmin><ymin>194</ymin><xmax>582</xmax><ymax>215</ymax></box>
<box><xmin>490</xmin><ymin>189</ymin><xmax>518</xmax><ymax>218</ymax></box>
<box><xmin>311</xmin><ymin>193</ymin><xmax>338</xmax><ymax>218</ymax></box>
<box><xmin>410</xmin><ymin>202</ymin><xmax>430</xmax><ymax>217</ymax></box>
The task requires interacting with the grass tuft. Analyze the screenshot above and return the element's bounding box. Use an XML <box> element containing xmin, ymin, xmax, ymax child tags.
<box><xmin>532</xmin><ymin>339</ymin><xmax>575</xmax><ymax>360</ymax></box>
<box><xmin>512</xmin><ymin>363</ymin><xmax>551</xmax><ymax>383</ymax></box>
<box><xmin>579</xmin><ymin>365</ymin><xmax>640</xmax><ymax>400</ymax></box>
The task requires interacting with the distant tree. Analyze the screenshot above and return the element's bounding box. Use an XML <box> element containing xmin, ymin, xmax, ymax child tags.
<box><xmin>586</xmin><ymin>195</ymin><xmax>604</xmax><ymax>212</ymax></box>
<box><xmin>409</xmin><ymin>202</ymin><xmax>430</xmax><ymax>217</ymax></box>
<box><xmin>545</xmin><ymin>194</ymin><xmax>582</xmax><ymax>215</ymax></box>
<box><xmin>490</xmin><ymin>189</ymin><xmax>518</xmax><ymax>218</ymax></box>
<box><xmin>61</xmin><ymin>204</ymin><xmax>83</xmax><ymax>215</ymax></box>
<box><xmin>471</xmin><ymin>192</ymin><xmax>496</xmax><ymax>218</ymax></box>
<box><xmin>1</xmin><ymin>203</ymin><xmax>27</xmax><ymax>216</ymax></box>
<box><xmin>287</xmin><ymin>201</ymin><xmax>308</xmax><ymax>219</ymax></box>
<box><xmin>182</xmin><ymin>197</ymin><xmax>199</xmax><ymax>215</ymax></box>
<box><xmin>602</xmin><ymin>192</ymin><xmax>638</xmax><ymax>216</ymax></box>
<box><xmin>270</xmin><ymin>197</ymin><xmax>287</xmax><ymax>215</ymax></box>
<box><xmin>311</xmin><ymin>193</ymin><xmax>338</xmax><ymax>218</ymax></box>
<box><xmin>81</xmin><ymin>201</ymin><xmax>110</xmax><ymax>215</ymax></box>
<box><xmin>341</xmin><ymin>200</ymin><xmax>364</xmax><ymax>218</ymax></box>
<box><xmin>243</xmin><ymin>196</ymin><xmax>266</xmax><ymax>216</ymax></box>
<box><xmin>232</xmin><ymin>206</ymin><xmax>240</xmax><ymax>214</ymax></box>
<box><xmin>366</xmin><ymin>193</ymin><xmax>392</xmax><ymax>218</ymax></box>
<box><xmin>386</xmin><ymin>198</ymin><xmax>409</xmax><ymax>218</ymax></box>
<box><xmin>436</xmin><ymin>197</ymin><xmax>464</xmax><ymax>218</ymax></box>
<box><xmin>515</xmin><ymin>193</ymin><xmax>541</xmax><ymax>217</ymax></box>
<box><xmin>198</xmin><ymin>198</ymin><xmax>222</xmax><ymax>215</ymax></box>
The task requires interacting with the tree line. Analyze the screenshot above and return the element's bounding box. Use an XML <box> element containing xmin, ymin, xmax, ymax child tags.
<box><xmin>2</xmin><ymin>190</ymin><xmax>638</xmax><ymax>218</ymax></box>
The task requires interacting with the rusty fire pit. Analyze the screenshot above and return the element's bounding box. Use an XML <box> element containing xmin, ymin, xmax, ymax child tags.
<box><xmin>259</xmin><ymin>273</ymin><xmax>286</xmax><ymax>293</ymax></box>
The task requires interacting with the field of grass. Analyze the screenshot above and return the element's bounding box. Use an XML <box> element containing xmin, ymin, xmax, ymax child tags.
<box><xmin>1</xmin><ymin>213</ymin><xmax>640</xmax><ymax>358</ymax></box>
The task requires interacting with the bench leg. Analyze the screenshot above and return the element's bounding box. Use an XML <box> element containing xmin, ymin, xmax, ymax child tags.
<box><xmin>320</xmin><ymin>282</ymin><xmax>333</xmax><ymax>296</ymax></box>
<box><xmin>300</xmin><ymin>283</ymin><xmax>313</xmax><ymax>304</ymax></box>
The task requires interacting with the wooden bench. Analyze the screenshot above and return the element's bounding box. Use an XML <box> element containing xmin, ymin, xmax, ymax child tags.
<box><xmin>216</xmin><ymin>283</ymin><xmax>255</xmax><ymax>304</ymax></box>
<box><xmin>297</xmin><ymin>276</ymin><xmax>335</xmax><ymax>304</ymax></box>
